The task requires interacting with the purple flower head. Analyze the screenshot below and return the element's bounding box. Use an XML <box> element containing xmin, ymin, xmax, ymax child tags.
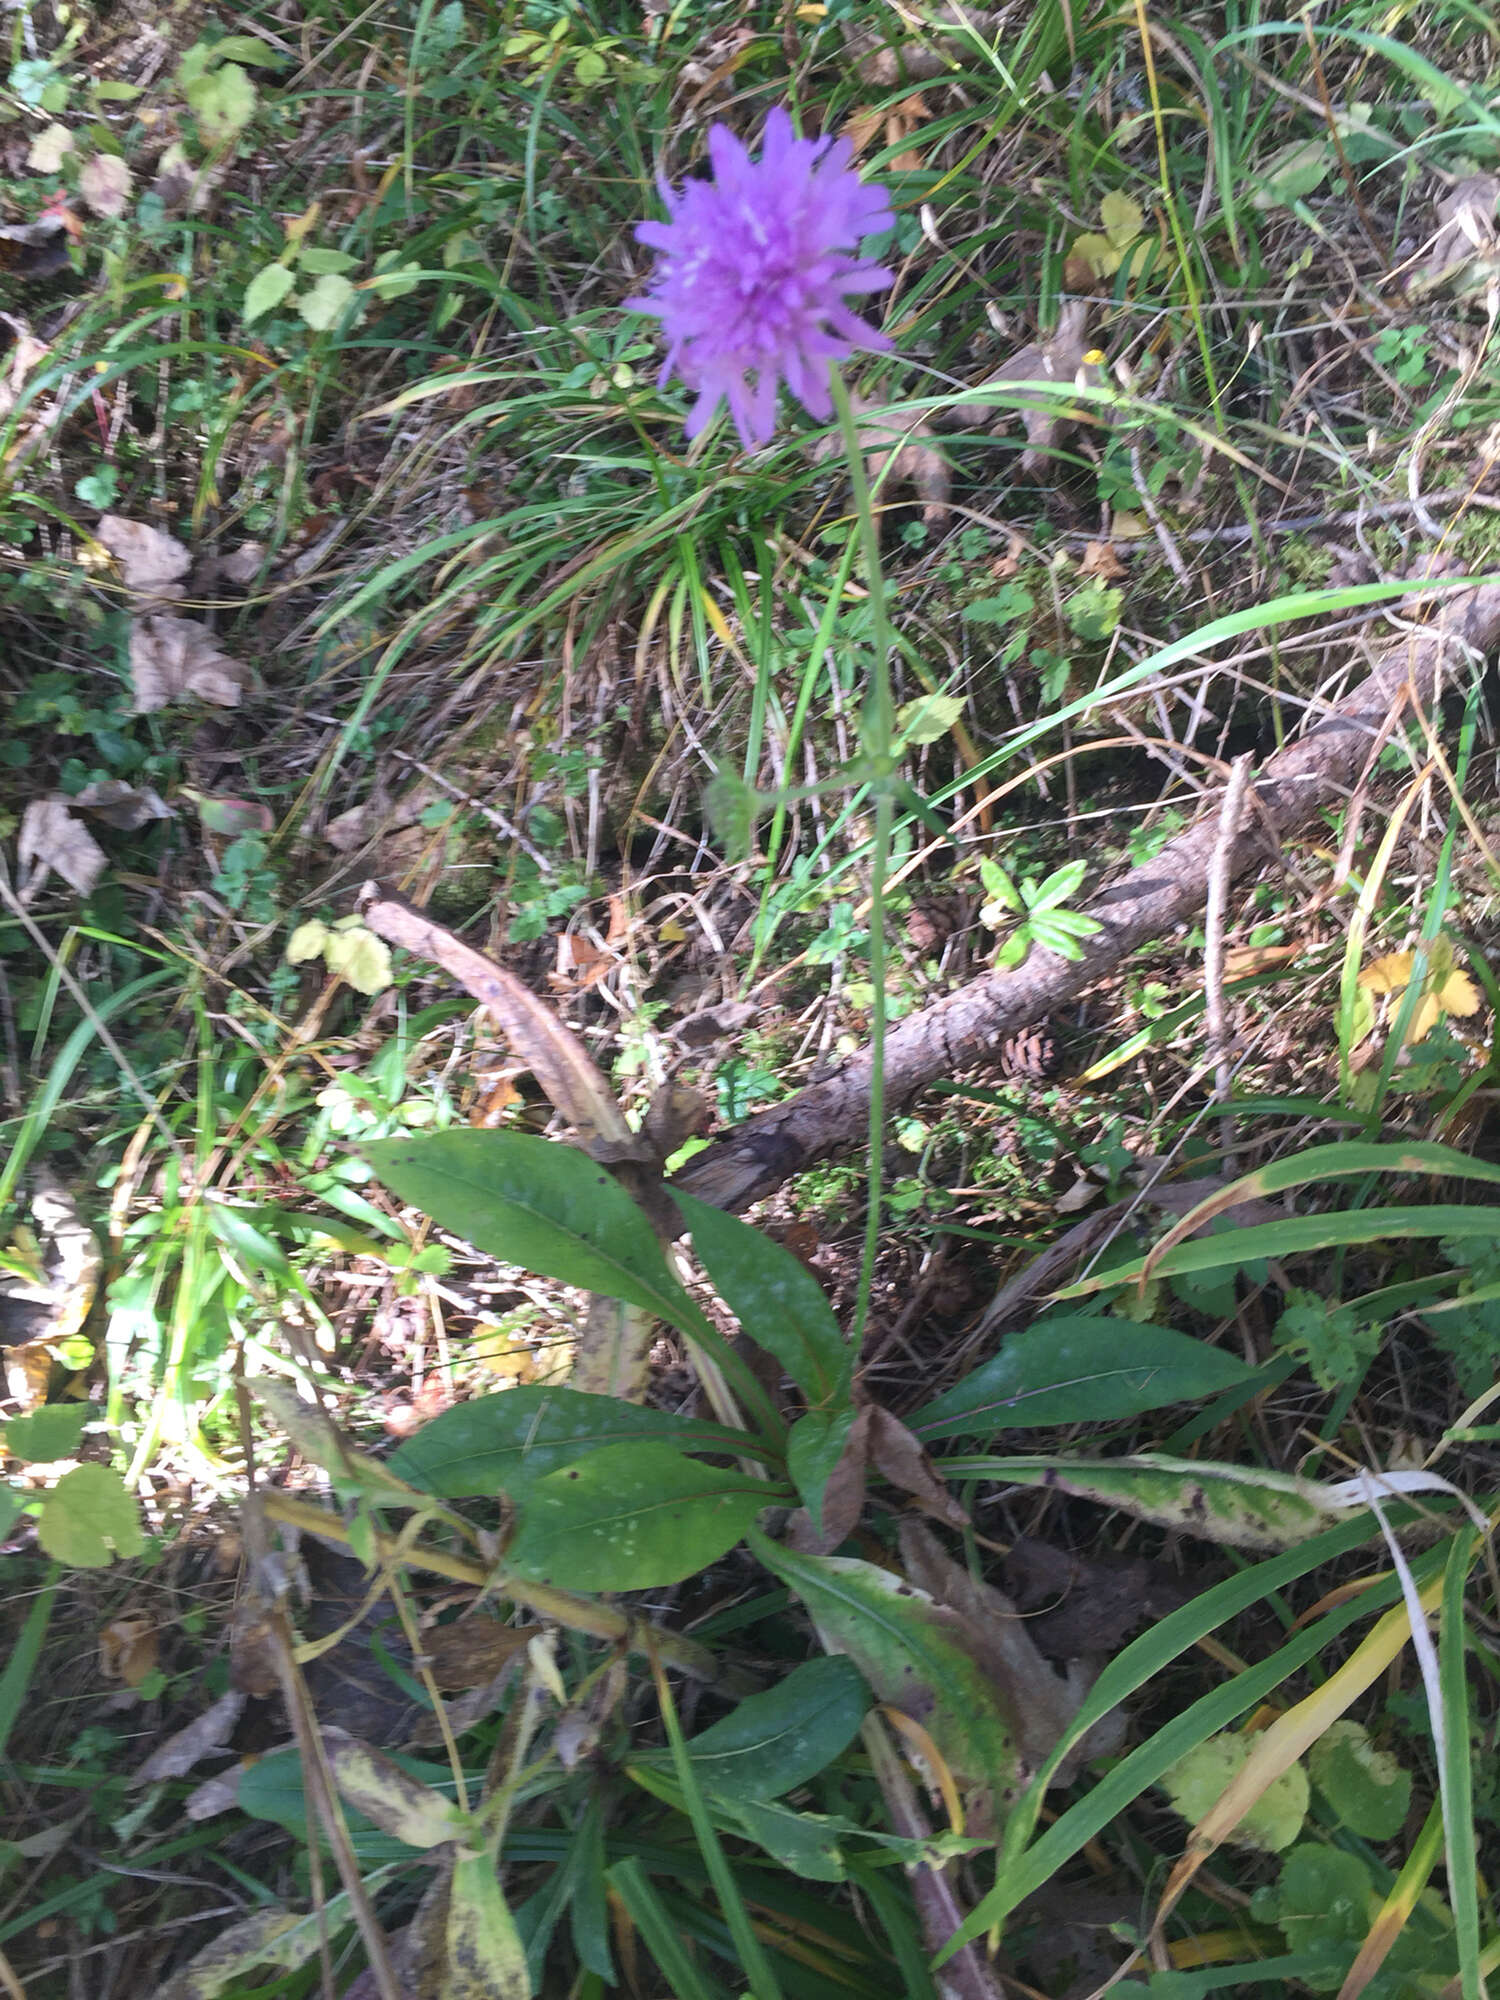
<box><xmin>627</xmin><ymin>107</ymin><xmax>895</xmax><ymax>449</ymax></box>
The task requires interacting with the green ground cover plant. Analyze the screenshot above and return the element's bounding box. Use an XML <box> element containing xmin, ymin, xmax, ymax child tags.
<box><xmin>6</xmin><ymin>2</ymin><xmax>1500</xmax><ymax>1996</ymax></box>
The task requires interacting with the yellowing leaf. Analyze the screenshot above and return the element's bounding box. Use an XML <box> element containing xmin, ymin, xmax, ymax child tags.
<box><xmin>322</xmin><ymin>924</ymin><xmax>393</xmax><ymax>995</ymax></box>
<box><xmin>1356</xmin><ymin>944</ymin><xmax>1482</xmax><ymax>1045</ymax></box>
<box><xmin>285</xmin><ymin>919</ymin><xmax>330</xmax><ymax>964</ymax></box>
<box><xmin>1357</xmin><ymin>950</ymin><xmax>1417</xmax><ymax>996</ymax></box>
<box><xmin>1071</xmin><ymin>231</ymin><xmax>1122</xmax><ymax>279</ymax></box>
<box><xmin>895</xmin><ymin>692</ymin><xmax>965</xmax><ymax>746</ymax></box>
<box><xmin>27</xmin><ymin>123</ymin><xmax>74</xmax><ymax>173</ymax></box>
<box><xmin>1099</xmin><ymin>189</ymin><xmax>1144</xmax><ymax>248</ymax></box>
<box><xmin>296</xmin><ymin>273</ymin><xmax>356</xmax><ymax>332</ymax></box>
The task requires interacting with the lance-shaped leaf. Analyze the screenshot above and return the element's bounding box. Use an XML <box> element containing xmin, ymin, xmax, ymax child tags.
<box><xmin>507</xmin><ymin>1443</ymin><xmax>786</xmax><ymax>1591</ymax></box>
<box><xmin>629</xmin><ymin>1656</ymin><xmax>870</xmax><ymax>1802</ymax></box>
<box><xmin>324</xmin><ymin>1731</ymin><xmax>461</xmax><ymax>1849</ymax></box>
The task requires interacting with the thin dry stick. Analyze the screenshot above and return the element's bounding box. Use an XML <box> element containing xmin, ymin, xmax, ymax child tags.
<box><xmin>1203</xmin><ymin>754</ymin><xmax>1254</xmax><ymax>1177</ymax></box>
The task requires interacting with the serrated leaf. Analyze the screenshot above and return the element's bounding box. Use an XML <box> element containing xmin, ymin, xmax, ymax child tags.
<box><xmin>361</xmin><ymin>1131</ymin><xmax>710</xmax><ymax>1344</ymax></box>
<box><xmin>894</xmin><ymin>692</ymin><xmax>965</xmax><ymax>746</ymax></box>
<box><xmin>672</xmin><ymin>1191</ymin><xmax>847</xmax><ymax>1405</ymax></box>
<box><xmin>242</xmin><ymin>261</ymin><xmax>295</xmax><ymax>323</ymax></box>
<box><xmin>1162</xmin><ymin>1733</ymin><xmax>1307</xmax><ymax>1851</ymax></box>
<box><xmin>388</xmin><ymin>1385</ymin><xmax>759</xmax><ymax>1498</ymax></box>
<box><xmin>296</xmin><ymin>272</ymin><xmax>356</xmax><ymax>331</ymax></box>
<box><xmin>1308</xmin><ymin>1720</ymin><xmax>1411</xmax><ymax>1838</ymax></box>
<box><xmin>506</xmin><ymin>1442</ymin><xmax>784</xmax><ymax>1590</ymax></box>
<box><xmin>1100</xmin><ymin>189</ymin><xmax>1144</xmax><ymax>248</ymax></box>
<box><xmin>323</xmin><ymin>924</ymin><xmax>392</xmax><ymax>995</ymax></box>
<box><xmin>37</xmin><ymin>1463</ymin><xmax>143</xmax><ymax>1567</ymax></box>
<box><xmin>285</xmin><ymin>919</ymin><xmax>329</xmax><ymax>964</ymax></box>
<box><xmin>911</xmin><ymin>1317</ymin><xmax>1257</xmax><ymax>1442</ymax></box>
<box><xmin>750</xmin><ymin>1532</ymin><xmax>1019</xmax><ymax>1803</ymax></box>
<box><xmin>3</xmin><ymin>1403</ymin><xmax>91</xmax><ymax>1462</ymax></box>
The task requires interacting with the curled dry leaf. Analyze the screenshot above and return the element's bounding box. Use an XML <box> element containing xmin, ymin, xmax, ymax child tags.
<box><xmin>129</xmin><ymin>613</ymin><xmax>250</xmax><ymax>711</ymax></box>
<box><xmin>98</xmin><ymin>1611</ymin><xmax>160</xmax><ymax>1687</ymax></box>
<box><xmin>938</xmin><ymin>298</ymin><xmax>1103</xmax><ymax>474</ymax></box>
<box><xmin>133</xmin><ymin>1690</ymin><xmax>247</xmax><ymax>1785</ymax></box>
<box><xmin>798</xmin><ymin>1401</ymin><xmax>969</xmax><ymax>1553</ymax></box>
<box><xmin>96</xmin><ymin>514</ymin><xmax>191</xmax><ymax>599</ymax></box>
<box><xmin>79</xmin><ymin>153</ymin><xmax>133</xmax><ymax>219</ymax></box>
<box><xmin>807</xmin><ymin>391</ymin><xmax>951</xmax><ymax>522</ymax></box>
<box><xmin>17</xmin><ymin>796</ymin><xmax>108</xmax><ymax>899</ymax></box>
<box><xmin>419</xmin><ymin>1620</ymin><xmax>540</xmax><ymax>1692</ymax></box>
<box><xmin>74</xmin><ymin>779</ymin><xmax>172</xmax><ymax>830</ymax></box>
<box><xmin>0</xmin><ymin>323</ymin><xmax>51</xmax><ymax>420</ymax></box>
<box><xmin>1410</xmin><ymin>174</ymin><xmax>1500</xmax><ymax>297</ymax></box>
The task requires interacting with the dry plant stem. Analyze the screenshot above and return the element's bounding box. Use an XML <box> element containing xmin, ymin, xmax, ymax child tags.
<box><xmin>859</xmin><ymin>1713</ymin><xmax>1007</xmax><ymax>2000</ymax></box>
<box><xmin>1204</xmin><ymin>753</ymin><xmax>1254</xmax><ymax>1176</ymax></box>
<box><xmin>675</xmin><ymin>580</ymin><xmax>1500</xmax><ymax>1214</ymax></box>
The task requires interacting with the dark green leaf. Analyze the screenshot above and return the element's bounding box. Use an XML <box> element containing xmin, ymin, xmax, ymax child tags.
<box><xmin>507</xmin><ymin>1443</ymin><xmax>786</xmax><ymax>1591</ymax></box>
<box><xmin>787</xmin><ymin>1407</ymin><xmax>857</xmax><ymax>1540</ymax></box>
<box><xmin>672</xmin><ymin>1191</ymin><xmax>848</xmax><ymax>1404</ymax></box>
<box><xmin>363</xmin><ymin>1132</ymin><xmax>708</xmax><ymax>1340</ymax></box>
<box><xmin>3</xmin><ymin>1403</ymin><xmax>91</xmax><ymax>1463</ymax></box>
<box><xmin>910</xmin><ymin>1317</ymin><xmax>1257</xmax><ymax>1442</ymax></box>
<box><xmin>389</xmin><ymin>1385</ymin><xmax>766</xmax><ymax>1498</ymax></box>
<box><xmin>670</xmin><ymin>1657</ymin><xmax>869</xmax><ymax>1801</ymax></box>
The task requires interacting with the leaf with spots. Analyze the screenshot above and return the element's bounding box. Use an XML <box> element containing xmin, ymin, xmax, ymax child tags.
<box><xmin>750</xmin><ymin>1531</ymin><xmax>1022</xmax><ymax>1815</ymax></box>
<box><xmin>507</xmin><ymin>1443</ymin><xmax>787</xmax><ymax>1591</ymax></box>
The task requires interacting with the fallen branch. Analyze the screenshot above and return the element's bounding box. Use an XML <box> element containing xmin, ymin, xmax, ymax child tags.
<box><xmin>674</xmin><ymin>579</ymin><xmax>1500</xmax><ymax>1214</ymax></box>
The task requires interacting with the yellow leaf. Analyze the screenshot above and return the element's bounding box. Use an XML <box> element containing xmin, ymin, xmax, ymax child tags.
<box><xmin>1438</xmin><ymin>967</ymin><xmax>1481</xmax><ymax>1017</ymax></box>
<box><xmin>286</xmin><ymin>919</ymin><xmax>329</xmax><ymax>964</ymax></box>
<box><xmin>1100</xmin><ymin>189</ymin><xmax>1144</xmax><ymax>248</ymax></box>
<box><xmin>1071</xmin><ymin>232</ymin><xmax>1122</xmax><ymax>279</ymax></box>
<box><xmin>323</xmin><ymin>925</ymin><xmax>394</xmax><ymax>995</ymax></box>
<box><xmin>1406</xmin><ymin>993</ymin><xmax>1441</xmax><ymax>1045</ymax></box>
<box><xmin>1357</xmin><ymin>950</ymin><xmax>1415</xmax><ymax>996</ymax></box>
<box><xmin>658</xmin><ymin>916</ymin><xmax>687</xmax><ymax>944</ymax></box>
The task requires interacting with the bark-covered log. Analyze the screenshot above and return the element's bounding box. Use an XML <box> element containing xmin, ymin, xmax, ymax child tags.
<box><xmin>673</xmin><ymin>581</ymin><xmax>1500</xmax><ymax>1214</ymax></box>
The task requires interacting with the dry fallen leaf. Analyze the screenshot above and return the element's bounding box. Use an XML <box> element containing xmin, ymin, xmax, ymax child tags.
<box><xmin>74</xmin><ymin>779</ymin><xmax>173</xmax><ymax>831</ymax></box>
<box><xmin>808</xmin><ymin>391</ymin><xmax>951</xmax><ymax>521</ymax></box>
<box><xmin>133</xmin><ymin>1692</ymin><xmax>247</xmax><ymax>1786</ymax></box>
<box><xmin>4</xmin><ymin>1339</ymin><xmax>52</xmax><ymax>1409</ymax></box>
<box><xmin>0</xmin><ymin>324</ymin><xmax>51</xmax><ymax>421</ymax></box>
<box><xmin>1223</xmin><ymin>942</ymin><xmax>1303</xmax><ymax>979</ymax></box>
<box><xmin>1410</xmin><ymin>174</ymin><xmax>1500</xmax><ymax>298</ymax></box>
<box><xmin>96</xmin><ymin>514</ymin><xmax>191</xmax><ymax>600</ymax></box>
<box><xmin>937</xmin><ymin>299</ymin><xmax>1104</xmax><ymax>474</ymax></box>
<box><xmin>17</xmin><ymin>797</ymin><xmax>108</xmax><ymax>899</ymax></box>
<box><xmin>1079</xmin><ymin>539</ymin><xmax>1129</xmax><ymax>581</ymax></box>
<box><xmin>99</xmin><ymin>1611</ymin><xmax>160</xmax><ymax>1688</ymax></box>
<box><xmin>129</xmin><ymin>614</ymin><xmax>250</xmax><ymax>712</ymax></box>
<box><xmin>79</xmin><ymin>153</ymin><xmax>133</xmax><ymax>219</ymax></box>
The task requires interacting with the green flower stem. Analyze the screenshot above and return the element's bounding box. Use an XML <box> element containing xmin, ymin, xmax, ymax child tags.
<box><xmin>829</xmin><ymin>369</ymin><xmax>894</xmax><ymax>1348</ymax></box>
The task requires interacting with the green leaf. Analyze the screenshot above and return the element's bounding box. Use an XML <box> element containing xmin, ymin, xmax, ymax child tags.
<box><xmin>1063</xmin><ymin>579</ymin><xmax>1123</xmax><ymax>641</ymax></box>
<box><xmin>721</xmin><ymin>1797</ymin><xmax>847</xmax><ymax>1880</ymax></box>
<box><xmin>1099</xmin><ymin>189</ymin><xmax>1144</xmax><ymax>247</ymax></box>
<box><xmin>895</xmin><ymin>693</ymin><xmax>965</xmax><ymax>747</ymax></box>
<box><xmin>672</xmin><ymin>1191</ymin><xmax>847</xmax><ymax>1404</ymax></box>
<box><xmin>207</xmin><ymin>34</ymin><xmax>290</xmax><ymax>67</ymax></box>
<box><xmin>3</xmin><ymin>1404</ymin><xmax>91</xmax><ymax>1463</ymax></box>
<box><xmin>243</xmin><ymin>261</ymin><xmax>295</xmax><ymax>324</ymax></box>
<box><xmin>910</xmin><ymin>1318</ymin><xmax>1257</xmax><ymax>1442</ymax></box>
<box><xmin>1252</xmin><ymin>138</ymin><xmax>1334</xmax><ymax>210</ymax></box>
<box><xmin>296</xmin><ymin>272</ymin><xmax>356</xmax><ymax>331</ymax></box>
<box><xmin>36</xmin><ymin>1463</ymin><xmax>144</xmax><ymax>1567</ymax></box>
<box><xmin>1309</xmin><ymin>1721</ymin><xmax>1411</xmax><ymax>1839</ymax></box>
<box><xmin>664</xmin><ymin>1657</ymin><xmax>870</xmax><ymax>1801</ymax></box>
<box><xmin>750</xmin><ymin>1533</ymin><xmax>1018</xmax><ymax>1800</ymax></box>
<box><xmin>184</xmin><ymin>61</ymin><xmax>257</xmax><ymax>142</ymax></box>
<box><xmin>362</xmin><ymin>1132</ymin><xmax>709</xmax><ymax>1344</ymax></box>
<box><xmin>297</xmin><ymin>246</ymin><xmax>359</xmax><ymax>275</ymax></box>
<box><xmin>1029</xmin><ymin>859</ymin><xmax>1088</xmax><ymax>911</ymax></box>
<box><xmin>787</xmin><ymin>1407</ymin><xmax>857</xmax><ymax>1539</ymax></box>
<box><xmin>507</xmin><ymin>1443</ymin><xmax>785</xmax><ymax>1591</ymax></box>
<box><xmin>388</xmin><ymin>1385</ymin><xmax>762</xmax><ymax>1498</ymax></box>
<box><xmin>943</xmin><ymin>1452</ymin><xmax>1328</xmax><ymax>1548</ymax></box>
<box><xmin>703</xmin><ymin>772</ymin><xmax>760</xmax><ymax>863</ymax></box>
<box><xmin>1161</xmin><ymin>1732</ymin><xmax>1307</xmax><ymax>1851</ymax></box>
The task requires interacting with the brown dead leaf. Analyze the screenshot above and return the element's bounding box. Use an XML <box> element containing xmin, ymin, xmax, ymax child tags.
<box><xmin>796</xmin><ymin>1402</ymin><xmax>969</xmax><ymax>1554</ymax></box>
<box><xmin>74</xmin><ymin>779</ymin><xmax>173</xmax><ymax>831</ymax></box>
<box><xmin>1223</xmin><ymin>942</ymin><xmax>1303</xmax><ymax>979</ymax></box>
<box><xmin>361</xmin><ymin>890</ymin><xmax>641</xmax><ymax>1161</ymax></box>
<box><xmin>129</xmin><ymin>614</ymin><xmax>250</xmax><ymax>712</ymax></box>
<box><xmin>1079</xmin><ymin>540</ymin><xmax>1129</xmax><ymax>581</ymax></box>
<box><xmin>642</xmin><ymin>1082</ymin><xmax>711</xmax><ymax>1159</ymax></box>
<box><xmin>17</xmin><ymin>797</ymin><xmax>108</xmax><ymax>899</ymax></box>
<box><xmin>4</xmin><ymin>1339</ymin><xmax>52</xmax><ymax>1409</ymax></box>
<box><xmin>99</xmin><ymin>1611</ymin><xmax>159</xmax><ymax>1687</ymax></box>
<box><xmin>96</xmin><ymin>514</ymin><xmax>191</xmax><ymax>599</ymax></box>
<box><xmin>674</xmin><ymin>997</ymin><xmax>758</xmax><ymax>1047</ymax></box>
<box><xmin>79</xmin><ymin>153</ymin><xmax>133</xmax><ymax>218</ymax></box>
<box><xmin>938</xmin><ymin>299</ymin><xmax>1104</xmax><ymax>474</ymax></box>
<box><xmin>1410</xmin><ymin>174</ymin><xmax>1500</xmax><ymax>298</ymax></box>
<box><xmin>550</xmin><ymin>929</ymin><xmax>615</xmax><ymax>990</ymax></box>
<box><xmin>420</xmin><ymin>1619</ymin><xmax>539</xmax><ymax>1691</ymax></box>
<box><xmin>0</xmin><ymin>323</ymin><xmax>50</xmax><ymax>420</ymax></box>
<box><xmin>0</xmin><ymin>214</ymin><xmax>72</xmax><ymax>280</ymax></box>
<box><xmin>1004</xmin><ymin>1536</ymin><xmax>1194</xmax><ymax>1659</ymax></box>
<box><xmin>807</xmin><ymin>392</ymin><xmax>951</xmax><ymax>522</ymax></box>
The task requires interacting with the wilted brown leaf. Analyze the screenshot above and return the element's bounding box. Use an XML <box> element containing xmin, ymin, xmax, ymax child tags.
<box><xmin>133</xmin><ymin>1691</ymin><xmax>247</xmax><ymax>1785</ymax></box>
<box><xmin>96</xmin><ymin>514</ymin><xmax>191</xmax><ymax>599</ymax></box>
<box><xmin>1004</xmin><ymin>1536</ymin><xmax>1194</xmax><ymax>1658</ymax></box>
<box><xmin>807</xmin><ymin>392</ymin><xmax>951</xmax><ymax>522</ymax></box>
<box><xmin>1410</xmin><ymin>174</ymin><xmax>1500</xmax><ymax>297</ymax></box>
<box><xmin>1079</xmin><ymin>539</ymin><xmax>1129</xmax><ymax>581</ymax></box>
<box><xmin>420</xmin><ymin>1620</ymin><xmax>539</xmax><ymax>1692</ymax></box>
<box><xmin>4</xmin><ymin>1339</ymin><xmax>52</xmax><ymax>1409</ymax></box>
<box><xmin>795</xmin><ymin>1401</ymin><xmax>968</xmax><ymax>1554</ymax></box>
<box><xmin>74</xmin><ymin>779</ymin><xmax>173</xmax><ymax>831</ymax></box>
<box><xmin>17</xmin><ymin>797</ymin><xmax>108</xmax><ymax>899</ymax></box>
<box><xmin>1223</xmin><ymin>942</ymin><xmax>1303</xmax><ymax>979</ymax></box>
<box><xmin>938</xmin><ymin>299</ymin><xmax>1104</xmax><ymax>474</ymax></box>
<box><xmin>99</xmin><ymin>1611</ymin><xmax>160</xmax><ymax>1687</ymax></box>
<box><xmin>129</xmin><ymin>614</ymin><xmax>250</xmax><ymax>712</ymax></box>
<box><xmin>79</xmin><ymin>153</ymin><xmax>133</xmax><ymax>218</ymax></box>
